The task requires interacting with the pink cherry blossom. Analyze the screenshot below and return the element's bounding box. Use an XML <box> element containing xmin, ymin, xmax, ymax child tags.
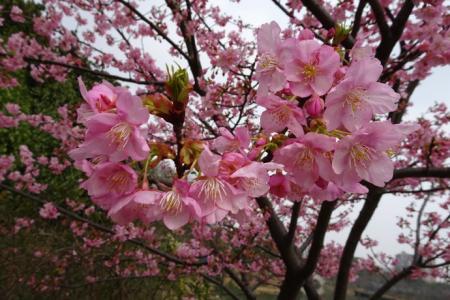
<box><xmin>157</xmin><ymin>180</ymin><xmax>201</xmax><ymax>230</ymax></box>
<box><xmin>255</xmin><ymin>21</ymin><xmax>287</xmax><ymax>95</ymax></box>
<box><xmin>230</xmin><ymin>161</ymin><xmax>282</xmax><ymax>197</ymax></box>
<box><xmin>189</xmin><ymin>147</ymin><xmax>247</xmax><ymax>222</ymax></box>
<box><xmin>213</xmin><ymin>127</ymin><xmax>250</xmax><ymax>153</ymax></box>
<box><xmin>81</xmin><ymin>162</ymin><xmax>138</xmax><ymax>209</ymax></box>
<box><xmin>69</xmin><ymin>91</ymin><xmax>150</xmax><ymax>162</ymax></box>
<box><xmin>39</xmin><ymin>202</ymin><xmax>60</xmax><ymax>220</ymax></box>
<box><xmin>108</xmin><ymin>190</ymin><xmax>162</xmax><ymax>225</ymax></box>
<box><xmin>324</xmin><ymin>58</ymin><xmax>400</xmax><ymax>131</ymax></box>
<box><xmin>257</xmin><ymin>94</ymin><xmax>306</xmax><ymax>136</ymax></box>
<box><xmin>283</xmin><ymin>40</ymin><xmax>340</xmax><ymax>97</ymax></box>
<box><xmin>274</xmin><ymin>132</ymin><xmax>336</xmax><ymax>189</ymax></box>
<box><xmin>333</xmin><ymin>121</ymin><xmax>418</xmax><ymax>187</ymax></box>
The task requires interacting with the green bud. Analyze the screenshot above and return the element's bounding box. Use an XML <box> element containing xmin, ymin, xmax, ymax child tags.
<box><xmin>165</xmin><ymin>65</ymin><xmax>192</xmax><ymax>103</ymax></box>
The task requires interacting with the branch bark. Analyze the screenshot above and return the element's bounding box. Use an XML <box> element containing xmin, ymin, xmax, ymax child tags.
<box><xmin>393</xmin><ymin>167</ymin><xmax>450</xmax><ymax>180</ymax></box>
<box><xmin>334</xmin><ymin>185</ymin><xmax>383</xmax><ymax>300</ymax></box>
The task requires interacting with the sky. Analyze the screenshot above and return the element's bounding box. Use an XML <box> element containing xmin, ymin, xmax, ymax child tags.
<box><xmin>71</xmin><ymin>0</ymin><xmax>449</xmax><ymax>257</ymax></box>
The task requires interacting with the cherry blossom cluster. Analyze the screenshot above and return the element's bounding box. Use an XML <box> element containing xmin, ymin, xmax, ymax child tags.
<box><xmin>68</xmin><ymin>21</ymin><xmax>419</xmax><ymax>231</ymax></box>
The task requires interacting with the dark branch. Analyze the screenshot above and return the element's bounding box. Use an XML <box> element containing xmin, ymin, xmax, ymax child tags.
<box><xmin>351</xmin><ymin>0</ymin><xmax>367</xmax><ymax>38</ymax></box>
<box><xmin>300</xmin><ymin>0</ymin><xmax>354</xmax><ymax>48</ymax></box>
<box><xmin>367</xmin><ymin>0</ymin><xmax>391</xmax><ymax>41</ymax></box>
<box><xmin>224</xmin><ymin>268</ymin><xmax>257</xmax><ymax>300</ymax></box>
<box><xmin>286</xmin><ymin>201</ymin><xmax>301</xmax><ymax>247</ymax></box>
<box><xmin>0</xmin><ymin>183</ymin><xmax>205</xmax><ymax>266</ymax></box>
<box><xmin>393</xmin><ymin>167</ymin><xmax>450</xmax><ymax>180</ymax></box>
<box><xmin>334</xmin><ymin>186</ymin><xmax>384</xmax><ymax>300</ymax></box>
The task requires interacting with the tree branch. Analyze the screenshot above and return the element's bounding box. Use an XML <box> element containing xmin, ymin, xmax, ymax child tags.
<box><xmin>351</xmin><ymin>0</ymin><xmax>367</xmax><ymax>38</ymax></box>
<box><xmin>334</xmin><ymin>185</ymin><xmax>384</xmax><ymax>300</ymax></box>
<box><xmin>369</xmin><ymin>267</ymin><xmax>413</xmax><ymax>300</ymax></box>
<box><xmin>0</xmin><ymin>183</ymin><xmax>205</xmax><ymax>266</ymax></box>
<box><xmin>367</xmin><ymin>0</ymin><xmax>391</xmax><ymax>41</ymax></box>
<box><xmin>224</xmin><ymin>268</ymin><xmax>257</xmax><ymax>300</ymax></box>
<box><xmin>300</xmin><ymin>0</ymin><xmax>354</xmax><ymax>48</ymax></box>
<box><xmin>24</xmin><ymin>57</ymin><xmax>164</xmax><ymax>86</ymax></box>
<box><xmin>117</xmin><ymin>0</ymin><xmax>189</xmax><ymax>60</ymax></box>
<box><xmin>375</xmin><ymin>0</ymin><xmax>414</xmax><ymax>65</ymax></box>
<box><xmin>393</xmin><ymin>167</ymin><xmax>450</xmax><ymax>180</ymax></box>
<box><xmin>286</xmin><ymin>201</ymin><xmax>301</xmax><ymax>247</ymax></box>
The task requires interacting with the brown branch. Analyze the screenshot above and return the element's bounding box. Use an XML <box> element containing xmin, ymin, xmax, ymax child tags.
<box><xmin>388</xmin><ymin>79</ymin><xmax>419</xmax><ymax>124</ymax></box>
<box><xmin>117</xmin><ymin>0</ymin><xmax>189</xmax><ymax>60</ymax></box>
<box><xmin>165</xmin><ymin>0</ymin><xmax>205</xmax><ymax>96</ymax></box>
<box><xmin>224</xmin><ymin>268</ymin><xmax>257</xmax><ymax>300</ymax></box>
<box><xmin>375</xmin><ymin>0</ymin><xmax>414</xmax><ymax>65</ymax></box>
<box><xmin>393</xmin><ymin>167</ymin><xmax>450</xmax><ymax>180</ymax></box>
<box><xmin>0</xmin><ymin>183</ymin><xmax>205</xmax><ymax>267</ymax></box>
<box><xmin>286</xmin><ymin>201</ymin><xmax>301</xmax><ymax>247</ymax></box>
<box><xmin>299</xmin><ymin>201</ymin><xmax>336</xmax><ymax>280</ymax></box>
<box><xmin>278</xmin><ymin>201</ymin><xmax>336</xmax><ymax>300</ymax></box>
<box><xmin>367</xmin><ymin>0</ymin><xmax>391</xmax><ymax>41</ymax></box>
<box><xmin>201</xmin><ymin>274</ymin><xmax>240</xmax><ymax>300</ymax></box>
<box><xmin>351</xmin><ymin>0</ymin><xmax>367</xmax><ymax>38</ymax></box>
<box><xmin>334</xmin><ymin>185</ymin><xmax>384</xmax><ymax>300</ymax></box>
<box><xmin>369</xmin><ymin>267</ymin><xmax>413</xmax><ymax>299</ymax></box>
<box><xmin>255</xmin><ymin>197</ymin><xmax>301</xmax><ymax>270</ymax></box>
<box><xmin>300</xmin><ymin>0</ymin><xmax>354</xmax><ymax>48</ymax></box>
<box><xmin>24</xmin><ymin>57</ymin><xmax>164</xmax><ymax>86</ymax></box>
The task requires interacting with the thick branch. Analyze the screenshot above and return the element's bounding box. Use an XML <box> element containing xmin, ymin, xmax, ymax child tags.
<box><xmin>334</xmin><ymin>186</ymin><xmax>383</xmax><ymax>300</ymax></box>
<box><xmin>255</xmin><ymin>197</ymin><xmax>301</xmax><ymax>270</ymax></box>
<box><xmin>375</xmin><ymin>0</ymin><xmax>414</xmax><ymax>65</ymax></box>
<box><xmin>393</xmin><ymin>167</ymin><xmax>450</xmax><ymax>180</ymax></box>
<box><xmin>300</xmin><ymin>201</ymin><xmax>336</xmax><ymax>280</ymax></box>
<box><xmin>286</xmin><ymin>201</ymin><xmax>301</xmax><ymax>247</ymax></box>
<box><xmin>367</xmin><ymin>0</ymin><xmax>391</xmax><ymax>41</ymax></box>
<box><xmin>351</xmin><ymin>0</ymin><xmax>367</xmax><ymax>38</ymax></box>
<box><xmin>300</xmin><ymin>0</ymin><xmax>354</xmax><ymax>48</ymax></box>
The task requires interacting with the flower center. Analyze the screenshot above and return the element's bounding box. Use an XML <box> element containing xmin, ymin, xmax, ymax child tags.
<box><xmin>200</xmin><ymin>178</ymin><xmax>226</xmax><ymax>203</ymax></box>
<box><xmin>108</xmin><ymin>170</ymin><xmax>131</xmax><ymax>194</ymax></box>
<box><xmin>272</xmin><ymin>104</ymin><xmax>291</xmax><ymax>126</ymax></box>
<box><xmin>259</xmin><ymin>54</ymin><xmax>278</xmax><ymax>71</ymax></box>
<box><xmin>295</xmin><ymin>147</ymin><xmax>314</xmax><ymax>169</ymax></box>
<box><xmin>108</xmin><ymin>122</ymin><xmax>132</xmax><ymax>149</ymax></box>
<box><xmin>345</xmin><ymin>89</ymin><xmax>365</xmax><ymax>113</ymax></box>
<box><xmin>302</xmin><ymin>64</ymin><xmax>317</xmax><ymax>80</ymax></box>
<box><xmin>160</xmin><ymin>191</ymin><xmax>182</xmax><ymax>214</ymax></box>
<box><xmin>350</xmin><ymin>143</ymin><xmax>375</xmax><ymax>168</ymax></box>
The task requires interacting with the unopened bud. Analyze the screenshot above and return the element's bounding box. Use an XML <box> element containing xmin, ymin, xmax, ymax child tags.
<box><xmin>304</xmin><ymin>94</ymin><xmax>324</xmax><ymax>117</ymax></box>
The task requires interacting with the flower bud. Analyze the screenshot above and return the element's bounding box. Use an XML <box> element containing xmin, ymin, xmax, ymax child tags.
<box><xmin>304</xmin><ymin>95</ymin><xmax>324</xmax><ymax>117</ymax></box>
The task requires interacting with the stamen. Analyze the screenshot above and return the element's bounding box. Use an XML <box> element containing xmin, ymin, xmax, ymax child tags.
<box><xmin>107</xmin><ymin>122</ymin><xmax>132</xmax><ymax>149</ymax></box>
<box><xmin>302</xmin><ymin>64</ymin><xmax>317</xmax><ymax>80</ymax></box>
<box><xmin>200</xmin><ymin>178</ymin><xmax>227</xmax><ymax>203</ymax></box>
<box><xmin>272</xmin><ymin>105</ymin><xmax>291</xmax><ymax>126</ymax></box>
<box><xmin>295</xmin><ymin>147</ymin><xmax>314</xmax><ymax>169</ymax></box>
<box><xmin>160</xmin><ymin>191</ymin><xmax>182</xmax><ymax>214</ymax></box>
<box><xmin>259</xmin><ymin>54</ymin><xmax>278</xmax><ymax>71</ymax></box>
<box><xmin>345</xmin><ymin>89</ymin><xmax>365</xmax><ymax>113</ymax></box>
<box><xmin>108</xmin><ymin>171</ymin><xmax>130</xmax><ymax>194</ymax></box>
<box><xmin>350</xmin><ymin>143</ymin><xmax>375</xmax><ymax>168</ymax></box>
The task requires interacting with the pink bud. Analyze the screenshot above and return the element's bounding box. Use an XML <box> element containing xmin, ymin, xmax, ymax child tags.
<box><xmin>304</xmin><ymin>95</ymin><xmax>324</xmax><ymax>117</ymax></box>
<box><xmin>298</xmin><ymin>29</ymin><xmax>314</xmax><ymax>41</ymax></box>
